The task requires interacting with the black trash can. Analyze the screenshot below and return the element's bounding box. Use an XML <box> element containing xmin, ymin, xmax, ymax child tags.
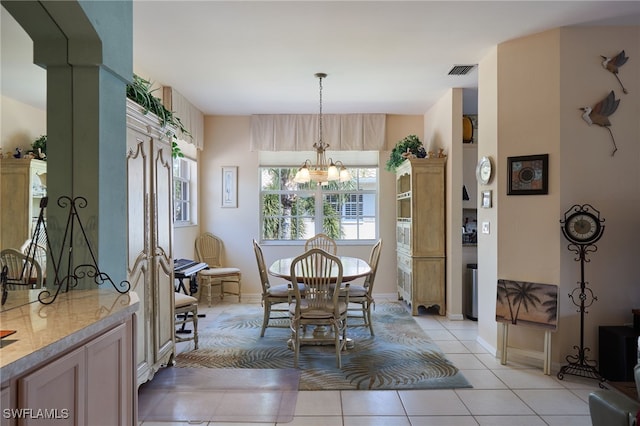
<box><xmin>465</xmin><ymin>263</ymin><xmax>478</xmax><ymax>321</ymax></box>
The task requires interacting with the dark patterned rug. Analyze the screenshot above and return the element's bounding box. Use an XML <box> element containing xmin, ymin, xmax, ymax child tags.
<box><xmin>175</xmin><ymin>301</ymin><xmax>472</xmax><ymax>390</ymax></box>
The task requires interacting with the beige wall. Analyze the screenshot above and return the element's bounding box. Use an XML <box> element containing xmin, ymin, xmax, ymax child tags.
<box><xmin>424</xmin><ymin>89</ymin><xmax>465</xmax><ymax>319</ymax></box>
<box><xmin>1</xmin><ymin>95</ymin><xmax>46</xmax><ymax>156</ymax></box>
<box><xmin>199</xmin><ymin>114</ymin><xmax>424</xmax><ymax>300</ymax></box>
<box><xmin>478</xmin><ymin>25</ymin><xmax>640</xmax><ymax>370</ymax></box>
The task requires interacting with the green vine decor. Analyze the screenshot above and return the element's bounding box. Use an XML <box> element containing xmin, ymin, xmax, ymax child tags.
<box><xmin>385</xmin><ymin>134</ymin><xmax>426</xmax><ymax>172</ymax></box>
<box><xmin>126</xmin><ymin>74</ymin><xmax>190</xmax><ymax>158</ymax></box>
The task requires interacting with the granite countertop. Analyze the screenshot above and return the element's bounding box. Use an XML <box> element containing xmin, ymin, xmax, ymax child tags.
<box><xmin>0</xmin><ymin>289</ymin><xmax>139</xmax><ymax>382</ymax></box>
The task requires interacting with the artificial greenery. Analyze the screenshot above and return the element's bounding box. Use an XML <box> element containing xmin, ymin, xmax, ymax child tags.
<box><xmin>31</xmin><ymin>134</ymin><xmax>47</xmax><ymax>159</ymax></box>
<box><xmin>385</xmin><ymin>134</ymin><xmax>426</xmax><ymax>172</ymax></box>
<box><xmin>126</xmin><ymin>74</ymin><xmax>190</xmax><ymax>158</ymax></box>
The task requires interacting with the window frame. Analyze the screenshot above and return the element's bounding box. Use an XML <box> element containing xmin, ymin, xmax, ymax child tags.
<box><xmin>173</xmin><ymin>156</ymin><xmax>196</xmax><ymax>226</ymax></box>
<box><xmin>258</xmin><ymin>165</ymin><xmax>379</xmax><ymax>244</ymax></box>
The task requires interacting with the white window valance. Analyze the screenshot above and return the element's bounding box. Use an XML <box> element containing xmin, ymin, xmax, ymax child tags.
<box><xmin>250</xmin><ymin>114</ymin><xmax>386</xmax><ymax>151</ymax></box>
<box><xmin>163</xmin><ymin>86</ymin><xmax>204</xmax><ymax>150</ymax></box>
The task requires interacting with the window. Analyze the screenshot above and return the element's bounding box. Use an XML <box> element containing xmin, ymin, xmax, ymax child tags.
<box><xmin>173</xmin><ymin>157</ymin><xmax>193</xmax><ymax>224</ymax></box>
<box><xmin>259</xmin><ymin>167</ymin><xmax>377</xmax><ymax>241</ymax></box>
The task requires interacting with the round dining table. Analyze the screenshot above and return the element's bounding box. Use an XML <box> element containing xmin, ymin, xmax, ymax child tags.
<box><xmin>268</xmin><ymin>255</ymin><xmax>371</xmax><ymax>349</ymax></box>
<box><xmin>268</xmin><ymin>255</ymin><xmax>371</xmax><ymax>283</ymax></box>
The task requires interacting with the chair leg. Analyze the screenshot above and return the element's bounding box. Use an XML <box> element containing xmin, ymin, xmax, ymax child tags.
<box><xmin>261</xmin><ymin>302</ymin><xmax>270</xmax><ymax>337</ymax></box>
<box><xmin>365</xmin><ymin>303</ymin><xmax>374</xmax><ymax>336</ymax></box>
<box><xmin>334</xmin><ymin>322</ymin><xmax>342</xmax><ymax>368</ymax></box>
<box><xmin>192</xmin><ymin>307</ymin><xmax>199</xmax><ymax>350</ymax></box>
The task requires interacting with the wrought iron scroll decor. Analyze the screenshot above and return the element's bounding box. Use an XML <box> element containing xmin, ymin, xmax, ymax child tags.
<box><xmin>37</xmin><ymin>196</ymin><xmax>130</xmax><ymax>305</ymax></box>
<box><xmin>557</xmin><ymin>204</ymin><xmax>605</xmax><ymax>385</ymax></box>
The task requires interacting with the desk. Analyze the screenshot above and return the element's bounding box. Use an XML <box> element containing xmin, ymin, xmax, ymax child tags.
<box><xmin>268</xmin><ymin>256</ymin><xmax>371</xmax><ymax>282</ymax></box>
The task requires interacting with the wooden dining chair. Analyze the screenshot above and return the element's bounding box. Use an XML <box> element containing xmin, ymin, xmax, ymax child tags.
<box><xmin>195</xmin><ymin>232</ymin><xmax>242</xmax><ymax>306</ymax></box>
<box><xmin>346</xmin><ymin>239</ymin><xmax>382</xmax><ymax>336</ymax></box>
<box><xmin>253</xmin><ymin>239</ymin><xmax>294</xmax><ymax>337</ymax></box>
<box><xmin>289</xmin><ymin>248</ymin><xmax>349</xmax><ymax>368</ymax></box>
<box><xmin>304</xmin><ymin>233</ymin><xmax>337</xmax><ymax>254</ymax></box>
<box><xmin>0</xmin><ymin>248</ymin><xmax>43</xmax><ymax>290</ymax></box>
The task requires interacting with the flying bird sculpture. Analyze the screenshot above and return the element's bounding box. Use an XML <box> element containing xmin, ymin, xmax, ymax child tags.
<box><xmin>601</xmin><ymin>50</ymin><xmax>629</xmax><ymax>94</ymax></box>
<box><xmin>580</xmin><ymin>90</ymin><xmax>620</xmax><ymax>156</ymax></box>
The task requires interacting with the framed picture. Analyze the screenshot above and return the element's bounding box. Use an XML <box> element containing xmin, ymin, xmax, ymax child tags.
<box><xmin>481</xmin><ymin>190</ymin><xmax>492</xmax><ymax>208</ymax></box>
<box><xmin>222</xmin><ymin>166</ymin><xmax>238</xmax><ymax>208</ymax></box>
<box><xmin>507</xmin><ymin>154</ymin><xmax>549</xmax><ymax>195</ymax></box>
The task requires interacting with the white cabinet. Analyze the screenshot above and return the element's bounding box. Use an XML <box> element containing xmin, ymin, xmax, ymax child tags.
<box><xmin>396</xmin><ymin>158</ymin><xmax>446</xmax><ymax>315</ymax></box>
<box><xmin>126</xmin><ymin>99</ymin><xmax>175</xmax><ymax>387</ymax></box>
<box><xmin>3</xmin><ymin>320</ymin><xmax>134</xmax><ymax>426</ymax></box>
<box><xmin>0</xmin><ymin>159</ymin><xmax>46</xmax><ymax>250</ymax></box>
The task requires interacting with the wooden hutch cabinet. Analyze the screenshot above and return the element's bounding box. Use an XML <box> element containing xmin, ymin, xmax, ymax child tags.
<box><xmin>125</xmin><ymin>99</ymin><xmax>175</xmax><ymax>387</ymax></box>
<box><xmin>396</xmin><ymin>157</ymin><xmax>446</xmax><ymax>315</ymax></box>
<box><xmin>0</xmin><ymin>158</ymin><xmax>47</xmax><ymax>250</ymax></box>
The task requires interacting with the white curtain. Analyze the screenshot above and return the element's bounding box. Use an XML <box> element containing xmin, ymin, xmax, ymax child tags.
<box><xmin>250</xmin><ymin>114</ymin><xmax>386</xmax><ymax>151</ymax></box>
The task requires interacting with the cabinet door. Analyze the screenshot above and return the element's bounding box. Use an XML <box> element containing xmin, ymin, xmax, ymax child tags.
<box><xmin>412</xmin><ymin>257</ymin><xmax>445</xmax><ymax>315</ymax></box>
<box><xmin>86</xmin><ymin>321</ymin><xmax>134</xmax><ymax>426</ymax></box>
<box><xmin>18</xmin><ymin>346</ymin><xmax>85</xmax><ymax>426</ymax></box>
<box><xmin>412</xmin><ymin>165</ymin><xmax>445</xmax><ymax>257</ymax></box>
<box><xmin>126</xmin><ymin>128</ymin><xmax>152</xmax><ymax>382</ymax></box>
<box><xmin>150</xmin><ymin>140</ymin><xmax>175</xmax><ymax>364</ymax></box>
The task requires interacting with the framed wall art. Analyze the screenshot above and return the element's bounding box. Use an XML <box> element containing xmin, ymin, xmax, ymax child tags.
<box><xmin>507</xmin><ymin>154</ymin><xmax>548</xmax><ymax>195</ymax></box>
<box><xmin>222</xmin><ymin>166</ymin><xmax>238</xmax><ymax>208</ymax></box>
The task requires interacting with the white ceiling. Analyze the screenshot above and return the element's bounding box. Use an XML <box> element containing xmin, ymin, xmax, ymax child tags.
<box><xmin>2</xmin><ymin>1</ymin><xmax>640</xmax><ymax>115</ymax></box>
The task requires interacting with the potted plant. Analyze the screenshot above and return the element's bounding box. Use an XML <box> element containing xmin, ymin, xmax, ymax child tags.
<box><xmin>385</xmin><ymin>134</ymin><xmax>426</xmax><ymax>172</ymax></box>
<box><xmin>126</xmin><ymin>74</ymin><xmax>189</xmax><ymax>158</ymax></box>
<box><xmin>31</xmin><ymin>134</ymin><xmax>47</xmax><ymax>160</ymax></box>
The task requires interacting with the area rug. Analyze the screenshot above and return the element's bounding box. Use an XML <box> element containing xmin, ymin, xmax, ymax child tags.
<box><xmin>175</xmin><ymin>301</ymin><xmax>472</xmax><ymax>390</ymax></box>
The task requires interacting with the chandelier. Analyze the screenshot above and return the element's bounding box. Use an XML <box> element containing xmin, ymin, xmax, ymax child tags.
<box><xmin>294</xmin><ymin>73</ymin><xmax>351</xmax><ymax>185</ymax></box>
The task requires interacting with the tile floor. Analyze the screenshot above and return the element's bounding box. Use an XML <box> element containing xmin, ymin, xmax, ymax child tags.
<box><xmin>139</xmin><ymin>297</ymin><xmax>600</xmax><ymax>426</ymax></box>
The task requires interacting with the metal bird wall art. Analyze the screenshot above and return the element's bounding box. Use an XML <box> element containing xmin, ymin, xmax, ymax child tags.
<box><xmin>601</xmin><ymin>50</ymin><xmax>629</xmax><ymax>94</ymax></box>
<box><xmin>580</xmin><ymin>90</ymin><xmax>620</xmax><ymax>156</ymax></box>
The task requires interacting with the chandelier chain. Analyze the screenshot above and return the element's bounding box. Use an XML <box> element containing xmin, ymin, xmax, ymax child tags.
<box><xmin>318</xmin><ymin>74</ymin><xmax>323</xmax><ymax>144</ymax></box>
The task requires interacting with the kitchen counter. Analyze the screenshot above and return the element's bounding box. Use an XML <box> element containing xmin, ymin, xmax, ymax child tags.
<box><xmin>0</xmin><ymin>289</ymin><xmax>139</xmax><ymax>382</ymax></box>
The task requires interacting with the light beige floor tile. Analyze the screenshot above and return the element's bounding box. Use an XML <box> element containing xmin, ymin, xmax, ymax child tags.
<box><xmin>458</xmin><ymin>369</ymin><xmax>508</xmax><ymax>389</ymax></box>
<box><xmin>540</xmin><ymin>415</ymin><xmax>593</xmax><ymax>425</ymax></box>
<box><xmin>514</xmin><ymin>389</ymin><xmax>590</xmax><ymax>415</ymax></box>
<box><xmin>281</xmin><ymin>415</ymin><xmax>343</xmax><ymax>426</ymax></box>
<box><xmin>341</xmin><ymin>390</ymin><xmax>406</xmax><ymax>416</ymax></box>
<box><xmin>294</xmin><ymin>391</ymin><xmax>342</xmax><ymax>416</ymax></box>
<box><xmin>408</xmin><ymin>416</ymin><xmax>479</xmax><ymax>426</ymax></box>
<box><xmin>421</xmin><ymin>329</ymin><xmax>458</xmax><ymax>340</ymax></box>
<box><xmin>475</xmin><ymin>353</ymin><xmax>529</xmax><ymax>369</ymax></box>
<box><xmin>443</xmin><ymin>353</ymin><xmax>487</xmax><ymax>369</ymax></box>
<box><xmin>474</xmin><ymin>415</ymin><xmax>546</xmax><ymax>425</ymax></box>
<box><xmin>436</xmin><ymin>340</ymin><xmax>472</xmax><ymax>353</ymax></box>
<box><xmin>343</xmin><ymin>416</ymin><xmax>412</xmax><ymax>426</ymax></box>
<box><xmin>449</xmin><ymin>329</ymin><xmax>480</xmax><ymax>341</ymax></box>
<box><xmin>569</xmin><ymin>387</ymin><xmax>597</xmax><ymax>403</ymax></box>
<box><xmin>455</xmin><ymin>389</ymin><xmax>535</xmax><ymax>415</ymax></box>
<box><xmin>493</xmin><ymin>368</ymin><xmax>565</xmax><ymax>389</ymax></box>
<box><xmin>399</xmin><ymin>389</ymin><xmax>470</xmax><ymax>415</ymax></box>
<box><xmin>208</xmin><ymin>423</ymin><xmax>275</xmax><ymax>426</ymax></box>
<box><xmin>460</xmin><ymin>340</ymin><xmax>489</xmax><ymax>354</ymax></box>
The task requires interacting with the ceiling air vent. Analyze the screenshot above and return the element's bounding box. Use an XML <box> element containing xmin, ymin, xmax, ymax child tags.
<box><xmin>448</xmin><ymin>64</ymin><xmax>476</xmax><ymax>76</ymax></box>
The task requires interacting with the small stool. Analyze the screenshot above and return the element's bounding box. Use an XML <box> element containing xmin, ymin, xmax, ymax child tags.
<box><xmin>174</xmin><ymin>292</ymin><xmax>198</xmax><ymax>349</ymax></box>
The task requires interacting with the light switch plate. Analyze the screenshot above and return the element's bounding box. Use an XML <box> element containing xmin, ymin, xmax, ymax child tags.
<box><xmin>482</xmin><ymin>221</ymin><xmax>490</xmax><ymax>234</ymax></box>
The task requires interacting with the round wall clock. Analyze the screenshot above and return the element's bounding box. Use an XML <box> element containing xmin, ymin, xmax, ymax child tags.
<box><xmin>476</xmin><ymin>156</ymin><xmax>493</xmax><ymax>185</ymax></box>
<box><xmin>560</xmin><ymin>205</ymin><xmax>604</xmax><ymax>245</ymax></box>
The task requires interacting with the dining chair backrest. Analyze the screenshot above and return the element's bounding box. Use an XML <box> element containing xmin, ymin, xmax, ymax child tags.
<box><xmin>0</xmin><ymin>248</ymin><xmax>43</xmax><ymax>289</ymax></box>
<box><xmin>364</xmin><ymin>239</ymin><xmax>383</xmax><ymax>291</ymax></box>
<box><xmin>290</xmin><ymin>248</ymin><xmax>343</xmax><ymax>313</ymax></box>
<box><xmin>195</xmin><ymin>232</ymin><xmax>223</xmax><ymax>267</ymax></box>
<box><xmin>304</xmin><ymin>233</ymin><xmax>337</xmax><ymax>255</ymax></box>
<box><xmin>252</xmin><ymin>239</ymin><xmax>270</xmax><ymax>293</ymax></box>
